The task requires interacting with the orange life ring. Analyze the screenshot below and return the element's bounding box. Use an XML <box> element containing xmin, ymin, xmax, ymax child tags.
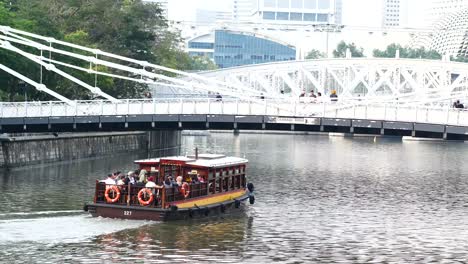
<box><xmin>180</xmin><ymin>182</ymin><xmax>190</xmax><ymax>199</ymax></box>
<box><xmin>105</xmin><ymin>185</ymin><xmax>121</xmax><ymax>203</ymax></box>
<box><xmin>138</xmin><ymin>188</ymin><xmax>154</xmax><ymax>206</ymax></box>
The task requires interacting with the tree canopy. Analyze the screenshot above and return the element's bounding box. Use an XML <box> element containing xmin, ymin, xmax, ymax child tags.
<box><xmin>0</xmin><ymin>0</ymin><xmax>214</xmax><ymax>101</ymax></box>
<box><xmin>305</xmin><ymin>49</ymin><xmax>325</xmax><ymax>60</ymax></box>
<box><xmin>333</xmin><ymin>41</ymin><xmax>364</xmax><ymax>58</ymax></box>
<box><xmin>373</xmin><ymin>43</ymin><xmax>441</xmax><ymax>60</ymax></box>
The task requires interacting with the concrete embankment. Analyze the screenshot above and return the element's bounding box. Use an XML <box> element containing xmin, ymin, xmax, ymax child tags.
<box><xmin>0</xmin><ymin>131</ymin><xmax>181</xmax><ymax>167</ymax></box>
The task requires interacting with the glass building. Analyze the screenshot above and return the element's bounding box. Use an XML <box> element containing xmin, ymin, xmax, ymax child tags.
<box><xmin>187</xmin><ymin>30</ymin><xmax>296</xmax><ymax>68</ymax></box>
<box><xmin>214</xmin><ymin>30</ymin><xmax>296</xmax><ymax>68</ymax></box>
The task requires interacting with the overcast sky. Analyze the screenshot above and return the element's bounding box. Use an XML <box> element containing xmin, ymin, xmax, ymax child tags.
<box><xmin>168</xmin><ymin>0</ymin><xmax>429</xmax><ymax>29</ymax></box>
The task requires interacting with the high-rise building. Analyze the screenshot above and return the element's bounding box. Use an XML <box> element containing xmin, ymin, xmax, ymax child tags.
<box><xmin>196</xmin><ymin>9</ymin><xmax>232</xmax><ymax>26</ymax></box>
<box><xmin>382</xmin><ymin>0</ymin><xmax>402</xmax><ymax>28</ymax></box>
<box><xmin>250</xmin><ymin>0</ymin><xmax>337</xmax><ymax>24</ymax></box>
<box><xmin>334</xmin><ymin>0</ymin><xmax>343</xmax><ymax>25</ymax></box>
<box><xmin>232</xmin><ymin>0</ymin><xmax>257</xmax><ymax>22</ymax></box>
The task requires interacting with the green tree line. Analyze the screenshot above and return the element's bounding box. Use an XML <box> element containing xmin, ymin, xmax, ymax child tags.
<box><xmin>0</xmin><ymin>0</ymin><xmax>216</xmax><ymax>101</ymax></box>
<box><xmin>306</xmin><ymin>41</ymin><xmax>443</xmax><ymax>60</ymax></box>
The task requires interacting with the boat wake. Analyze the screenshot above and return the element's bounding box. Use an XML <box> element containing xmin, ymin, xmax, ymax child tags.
<box><xmin>0</xmin><ymin>213</ymin><xmax>153</xmax><ymax>244</ymax></box>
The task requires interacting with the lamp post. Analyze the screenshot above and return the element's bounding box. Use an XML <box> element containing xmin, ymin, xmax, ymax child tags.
<box><xmin>18</xmin><ymin>80</ymin><xmax>27</xmax><ymax>102</ymax></box>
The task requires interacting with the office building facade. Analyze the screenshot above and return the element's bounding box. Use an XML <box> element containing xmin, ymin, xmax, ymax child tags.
<box><xmin>187</xmin><ymin>30</ymin><xmax>296</xmax><ymax>68</ymax></box>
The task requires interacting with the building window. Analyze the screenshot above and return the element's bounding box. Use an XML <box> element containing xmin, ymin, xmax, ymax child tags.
<box><xmin>276</xmin><ymin>12</ymin><xmax>289</xmax><ymax>20</ymax></box>
<box><xmin>317</xmin><ymin>0</ymin><xmax>330</xmax><ymax>9</ymax></box>
<box><xmin>304</xmin><ymin>0</ymin><xmax>317</xmax><ymax>9</ymax></box>
<box><xmin>304</xmin><ymin>13</ymin><xmax>316</xmax><ymax>21</ymax></box>
<box><xmin>317</xmin><ymin>13</ymin><xmax>328</xmax><ymax>22</ymax></box>
<box><xmin>189</xmin><ymin>42</ymin><xmax>214</xmax><ymax>49</ymax></box>
<box><xmin>291</xmin><ymin>0</ymin><xmax>303</xmax><ymax>8</ymax></box>
<box><xmin>277</xmin><ymin>0</ymin><xmax>289</xmax><ymax>8</ymax></box>
<box><xmin>263</xmin><ymin>11</ymin><xmax>275</xmax><ymax>20</ymax></box>
<box><xmin>264</xmin><ymin>0</ymin><xmax>275</xmax><ymax>8</ymax></box>
<box><xmin>290</xmin><ymin>12</ymin><xmax>302</xmax><ymax>21</ymax></box>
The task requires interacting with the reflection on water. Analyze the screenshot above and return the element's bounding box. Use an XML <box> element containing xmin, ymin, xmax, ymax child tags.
<box><xmin>1</xmin><ymin>134</ymin><xmax>468</xmax><ymax>263</ymax></box>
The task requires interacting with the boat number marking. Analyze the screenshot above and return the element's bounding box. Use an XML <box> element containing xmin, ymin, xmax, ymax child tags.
<box><xmin>124</xmin><ymin>211</ymin><xmax>132</xmax><ymax>216</ymax></box>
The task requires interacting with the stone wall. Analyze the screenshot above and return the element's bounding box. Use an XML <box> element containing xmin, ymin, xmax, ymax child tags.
<box><xmin>0</xmin><ymin>131</ymin><xmax>181</xmax><ymax>167</ymax></box>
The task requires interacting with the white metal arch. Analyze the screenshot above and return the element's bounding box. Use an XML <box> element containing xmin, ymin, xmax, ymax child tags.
<box><xmin>199</xmin><ymin>58</ymin><xmax>468</xmax><ymax>105</ymax></box>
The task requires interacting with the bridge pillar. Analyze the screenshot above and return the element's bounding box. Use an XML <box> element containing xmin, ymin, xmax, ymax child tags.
<box><xmin>178</xmin><ymin>122</ymin><xmax>182</xmax><ymax>128</ymax></box>
<box><xmin>350</xmin><ymin>126</ymin><xmax>354</xmax><ymax>133</ymax></box>
<box><xmin>262</xmin><ymin>123</ymin><xmax>266</xmax><ymax>130</ymax></box>
<box><xmin>206</xmin><ymin>122</ymin><xmax>210</xmax><ymax>129</ymax></box>
<box><xmin>411</xmin><ymin>130</ymin><xmax>416</xmax><ymax>137</ymax></box>
<box><xmin>320</xmin><ymin>125</ymin><xmax>324</xmax><ymax>132</ymax></box>
<box><xmin>380</xmin><ymin>128</ymin><xmax>385</xmax><ymax>135</ymax></box>
<box><xmin>234</xmin><ymin>122</ymin><xmax>238</xmax><ymax>129</ymax></box>
<box><xmin>291</xmin><ymin>124</ymin><xmax>295</xmax><ymax>131</ymax></box>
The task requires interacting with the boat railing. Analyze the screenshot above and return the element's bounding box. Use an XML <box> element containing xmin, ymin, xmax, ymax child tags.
<box><xmin>164</xmin><ymin>182</ymin><xmax>209</xmax><ymax>203</ymax></box>
<box><xmin>95</xmin><ymin>181</ymin><xmax>211</xmax><ymax>207</ymax></box>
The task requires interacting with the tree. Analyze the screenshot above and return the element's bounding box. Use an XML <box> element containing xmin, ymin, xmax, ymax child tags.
<box><xmin>0</xmin><ymin>0</ymin><xmax>211</xmax><ymax>101</ymax></box>
<box><xmin>305</xmin><ymin>49</ymin><xmax>325</xmax><ymax>60</ymax></box>
<box><xmin>373</xmin><ymin>43</ymin><xmax>441</xmax><ymax>60</ymax></box>
<box><xmin>333</xmin><ymin>41</ymin><xmax>364</xmax><ymax>58</ymax></box>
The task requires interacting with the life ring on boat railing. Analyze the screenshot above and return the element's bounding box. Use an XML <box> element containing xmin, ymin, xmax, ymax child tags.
<box><xmin>105</xmin><ymin>185</ymin><xmax>121</xmax><ymax>203</ymax></box>
<box><xmin>180</xmin><ymin>182</ymin><xmax>190</xmax><ymax>199</ymax></box>
<box><xmin>137</xmin><ymin>188</ymin><xmax>154</xmax><ymax>206</ymax></box>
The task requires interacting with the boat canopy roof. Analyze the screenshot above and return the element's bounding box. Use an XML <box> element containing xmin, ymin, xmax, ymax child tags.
<box><xmin>135</xmin><ymin>154</ymin><xmax>248</xmax><ymax>169</ymax></box>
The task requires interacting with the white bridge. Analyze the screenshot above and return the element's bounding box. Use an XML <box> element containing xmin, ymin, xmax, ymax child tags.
<box><xmin>1</xmin><ymin>26</ymin><xmax>468</xmax><ymax>137</ymax></box>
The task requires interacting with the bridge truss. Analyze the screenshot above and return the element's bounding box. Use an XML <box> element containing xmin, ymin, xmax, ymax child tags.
<box><xmin>200</xmin><ymin>58</ymin><xmax>468</xmax><ymax>105</ymax></box>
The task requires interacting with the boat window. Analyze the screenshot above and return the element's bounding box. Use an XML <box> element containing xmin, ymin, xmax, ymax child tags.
<box><xmin>235</xmin><ymin>168</ymin><xmax>239</xmax><ymax>174</ymax></box>
<box><xmin>229</xmin><ymin>169</ymin><xmax>233</xmax><ymax>175</ymax></box>
<box><xmin>215</xmin><ymin>171</ymin><xmax>220</xmax><ymax>177</ymax></box>
<box><xmin>208</xmin><ymin>171</ymin><xmax>214</xmax><ymax>179</ymax></box>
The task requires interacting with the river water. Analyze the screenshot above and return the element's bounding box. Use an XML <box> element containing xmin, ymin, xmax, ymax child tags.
<box><xmin>1</xmin><ymin>133</ymin><xmax>468</xmax><ymax>263</ymax></box>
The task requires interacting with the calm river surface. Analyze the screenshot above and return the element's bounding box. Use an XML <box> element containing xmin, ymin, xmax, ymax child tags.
<box><xmin>1</xmin><ymin>133</ymin><xmax>468</xmax><ymax>263</ymax></box>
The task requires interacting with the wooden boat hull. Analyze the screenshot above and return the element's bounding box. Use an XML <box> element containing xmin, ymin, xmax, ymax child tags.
<box><xmin>85</xmin><ymin>193</ymin><xmax>251</xmax><ymax>221</ymax></box>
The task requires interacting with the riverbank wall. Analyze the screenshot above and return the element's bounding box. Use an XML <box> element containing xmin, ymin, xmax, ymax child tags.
<box><xmin>0</xmin><ymin>130</ymin><xmax>181</xmax><ymax>167</ymax></box>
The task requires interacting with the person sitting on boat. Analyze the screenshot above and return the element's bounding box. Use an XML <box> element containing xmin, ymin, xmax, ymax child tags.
<box><xmin>102</xmin><ymin>174</ymin><xmax>116</xmax><ymax>185</ymax></box>
<box><xmin>137</xmin><ymin>169</ymin><xmax>148</xmax><ymax>185</ymax></box>
<box><xmin>176</xmin><ymin>176</ymin><xmax>183</xmax><ymax>186</ymax></box>
<box><xmin>124</xmin><ymin>171</ymin><xmax>136</xmax><ymax>185</ymax></box>
<box><xmin>163</xmin><ymin>177</ymin><xmax>173</xmax><ymax>188</ymax></box>
<box><xmin>145</xmin><ymin>176</ymin><xmax>159</xmax><ymax>188</ymax></box>
<box><xmin>197</xmin><ymin>175</ymin><xmax>205</xmax><ymax>183</ymax></box>
<box><xmin>117</xmin><ymin>175</ymin><xmax>126</xmax><ymax>186</ymax></box>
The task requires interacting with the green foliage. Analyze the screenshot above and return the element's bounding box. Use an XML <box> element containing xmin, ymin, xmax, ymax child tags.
<box><xmin>0</xmin><ymin>0</ymin><xmax>210</xmax><ymax>101</ymax></box>
<box><xmin>333</xmin><ymin>41</ymin><xmax>364</xmax><ymax>58</ymax></box>
<box><xmin>305</xmin><ymin>49</ymin><xmax>325</xmax><ymax>60</ymax></box>
<box><xmin>373</xmin><ymin>43</ymin><xmax>442</xmax><ymax>60</ymax></box>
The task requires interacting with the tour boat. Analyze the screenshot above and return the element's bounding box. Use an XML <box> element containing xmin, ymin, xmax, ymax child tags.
<box><xmin>84</xmin><ymin>151</ymin><xmax>255</xmax><ymax>221</ymax></box>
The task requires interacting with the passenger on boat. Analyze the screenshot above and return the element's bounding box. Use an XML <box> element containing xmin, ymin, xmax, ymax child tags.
<box><xmin>191</xmin><ymin>174</ymin><xmax>199</xmax><ymax>183</ymax></box>
<box><xmin>197</xmin><ymin>175</ymin><xmax>205</xmax><ymax>183</ymax></box>
<box><xmin>126</xmin><ymin>171</ymin><xmax>136</xmax><ymax>185</ymax></box>
<box><xmin>163</xmin><ymin>177</ymin><xmax>173</xmax><ymax>188</ymax></box>
<box><xmin>117</xmin><ymin>175</ymin><xmax>126</xmax><ymax>186</ymax></box>
<box><xmin>138</xmin><ymin>169</ymin><xmax>148</xmax><ymax>184</ymax></box>
<box><xmin>102</xmin><ymin>174</ymin><xmax>116</xmax><ymax>185</ymax></box>
<box><xmin>145</xmin><ymin>176</ymin><xmax>159</xmax><ymax>188</ymax></box>
<box><xmin>176</xmin><ymin>176</ymin><xmax>183</xmax><ymax>186</ymax></box>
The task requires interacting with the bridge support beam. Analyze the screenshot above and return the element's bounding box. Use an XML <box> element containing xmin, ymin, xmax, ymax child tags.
<box><xmin>350</xmin><ymin>126</ymin><xmax>354</xmax><ymax>133</ymax></box>
<box><xmin>380</xmin><ymin>128</ymin><xmax>385</xmax><ymax>135</ymax></box>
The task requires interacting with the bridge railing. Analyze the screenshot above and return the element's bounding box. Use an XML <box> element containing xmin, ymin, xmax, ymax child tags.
<box><xmin>1</xmin><ymin>99</ymin><xmax>468</xmax><ymax>127</ymax></box>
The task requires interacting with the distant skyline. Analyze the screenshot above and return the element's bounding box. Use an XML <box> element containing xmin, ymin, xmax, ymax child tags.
<box><xmin>168</xmin><ymin>0</ymin><xmax>429</xmax><ymax>30</ymax></box>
